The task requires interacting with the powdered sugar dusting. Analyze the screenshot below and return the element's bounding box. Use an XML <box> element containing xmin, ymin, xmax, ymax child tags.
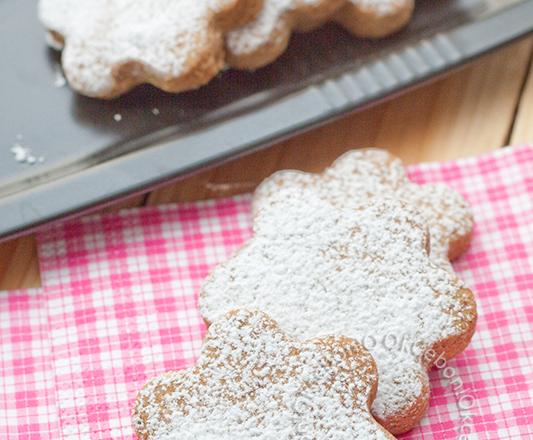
<box><xmin>200</xmin><ymin>187</ymin><xmax>475</xmax><ymax>420</ymax></box>
<box><xmin>254</xmin><ymin>149</ymin><xmax>473</xmax><ymax>270</ymax></box>
<box><xmin>226</xmin><ymin>0</ymin><xmax>329</xmax><ymax>56</ymax></box>
<box><xmin>227</xmin><ymin>0</ymin><xmax>292</xmax><ymax>55</ymax></box>
<box><xmin>38</xmin><ymin>0</ymin><xmax>233</xmax><ymax>96</ymax></box>
<box><xmin>134</xmin><ymin>309</ymin><xmax>393</xmax><ymax>439</ymax></box>
<box><xmin>226</xmin><ymin>0</ymin><xmax>409</xmax><ymax>57</ymax></box>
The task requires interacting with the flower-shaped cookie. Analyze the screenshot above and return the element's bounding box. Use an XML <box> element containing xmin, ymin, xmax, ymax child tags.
<box><xmin>38</xmin><ymin>0</ymin><xmax>261</xmax><ymax>98</ymax></box>
<box><xmin>226</xmin><ymin>0</ymin><xmax>415</xmax><ymax>70</ymax></box>
<box><xmin>200</xmin><ymin>187</ymin><xmax>477</xmax><ymax>434</ymax></box>
<box><xmin>254</xmin><ymin>148</ymin><xmax>473</xmax><ymax>271</ymax></box>
<box><xmin>335</xmin><ymin>0</ymin><xmax>415</xmax><ymax>38</ymax></box>
<box><xmin>225</xmin><ymin>0</ymin><xmax>345</xmax><ymax>69</ymax></box>
<box><xmin>133</xmin><ymin>309</ymin><xmax>394</xmax><ymax>439</ymax></box>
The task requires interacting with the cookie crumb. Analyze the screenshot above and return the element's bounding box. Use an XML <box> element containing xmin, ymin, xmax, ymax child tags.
<box><xmin>53</xmin><ymin>67</ymin><xmax>67</xmax><ymax>88</ymax></box>
<box><xmin>10</xmin><ymin>142</ymin><xmax>44</xmax><ymax>166</ymax></box>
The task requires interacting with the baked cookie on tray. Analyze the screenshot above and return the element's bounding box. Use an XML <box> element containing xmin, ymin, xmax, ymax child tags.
<box><xmin>133</xmin><ymin>309</ymin><xmax>394</xmax><ymax>439</ymax></box>
<box><xmin>225</xmin><ymin>0</ymin><xmax>346</xmax><ymax>69</ymax></box>
<box><xmin>336</xmin><ymin>0</ymin><xmax>415</xmax><ymax>38</ymax></box>
<box><xmin>254</xmin><ymin>148</ymin><xmax>473</xmax><ymax>270</ymax></box>
<box><xmin>38</xmin><ymin>0</ymin><xmax>262</xmax><ymax>98</ymax></box>
<box><xmin>200</xmin><ymin>185</ymin><xmax>477</xmax><ymax>434</ymax></box>
<box><xmin>226</xmin><ymin>0</ymin><xmax>416</xmax><ymax>70</ymax></box>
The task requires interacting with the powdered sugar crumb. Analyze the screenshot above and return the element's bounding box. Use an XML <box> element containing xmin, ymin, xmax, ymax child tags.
<box><xmin>53</xmin><ymin>66</ymin><xmax>66</xmax><ymax>88</ymax></box>
<box><xmin>10</xmin><ymin>139</ymin><xmax>45</xmax><ymax>165</ymax></box>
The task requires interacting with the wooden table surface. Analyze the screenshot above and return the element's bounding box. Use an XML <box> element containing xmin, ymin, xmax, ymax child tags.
<box><xmin>1</xmin><ymin>36</ymin><xmax>532</xmax><ymax>291</ymax></box>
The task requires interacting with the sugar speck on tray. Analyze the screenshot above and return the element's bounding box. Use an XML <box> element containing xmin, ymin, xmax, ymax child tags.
<box><xmin>54</xmin><ymin>67</ymin><xmax>67</xmax><ymax>88</ymax></box>
<box><xmin>114</xmin><ymin>113</ymin><xmax>122</xmax><ymax>122</ymax></box>
<box><xmin>152</xmin><ymin>108</ymin><xmax>160</xmax><ymax>116</ymax></box>
<box><xmin>10</xmin><ymin>141</ymin><xmax>44</xmax><ymax>165</ymax></box>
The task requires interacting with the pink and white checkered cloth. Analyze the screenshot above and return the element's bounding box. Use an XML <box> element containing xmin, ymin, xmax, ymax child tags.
<box><xmin>1</xmin><ymin>146</ymin><xmax>532</xmax><ymax>439</ymax></box>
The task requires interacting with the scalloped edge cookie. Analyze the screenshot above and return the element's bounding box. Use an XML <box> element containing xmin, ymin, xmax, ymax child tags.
<box><xmin>335</xmin><ymin>0</ymin><xmax>415</xmax><ymax>38</ymax></box>
<box><xmin>38</xmin><ymin>0</ymin><xmax>262</xmax><ymax>98</ymax></box>
<box><xmin>254</xmin><ymin>148</ymin><xmax>473</xmax><ymax>271</ymax></box>
<box><xmin>225</xmin><ymin>0</ymin><xmax>345</xmax><ymax>69</ymax></box>
<box><xmin>133</xmin><ymin>309</ymin><xmax>394</xmax><ymax>439</ymax></box>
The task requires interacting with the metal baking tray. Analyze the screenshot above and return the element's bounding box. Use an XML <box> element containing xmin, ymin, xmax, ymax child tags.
<box><xmin>1</xmin><ymin>0</ymin><xmax>532</xmax><ymax>241</ymax></box>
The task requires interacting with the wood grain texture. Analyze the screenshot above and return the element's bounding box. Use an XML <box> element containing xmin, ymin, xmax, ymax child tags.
<box><xmin>0</xmin><ymin>235</ymin><xmax>40</xmax><ymax>290</ymax></box>
<box><xmin>511</xmin><ymin>52</ymin><xmax>533</xmax><ymax>145</ymax></box>
<box><xmin>98</xmin><ymin>194</ymin><xmax>147</xmax><ymax>214</ymax></box>
<box><xmin>1</xmin><ymin>37</ymin><xmax>532</xmax><ymax>290</ymax></box>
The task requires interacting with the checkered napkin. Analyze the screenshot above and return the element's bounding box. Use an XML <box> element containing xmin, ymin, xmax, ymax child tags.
<box><xmin>1</xmin><ymin>146</ymin><xmax>532</xmax><ymax>439</ymax></box>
